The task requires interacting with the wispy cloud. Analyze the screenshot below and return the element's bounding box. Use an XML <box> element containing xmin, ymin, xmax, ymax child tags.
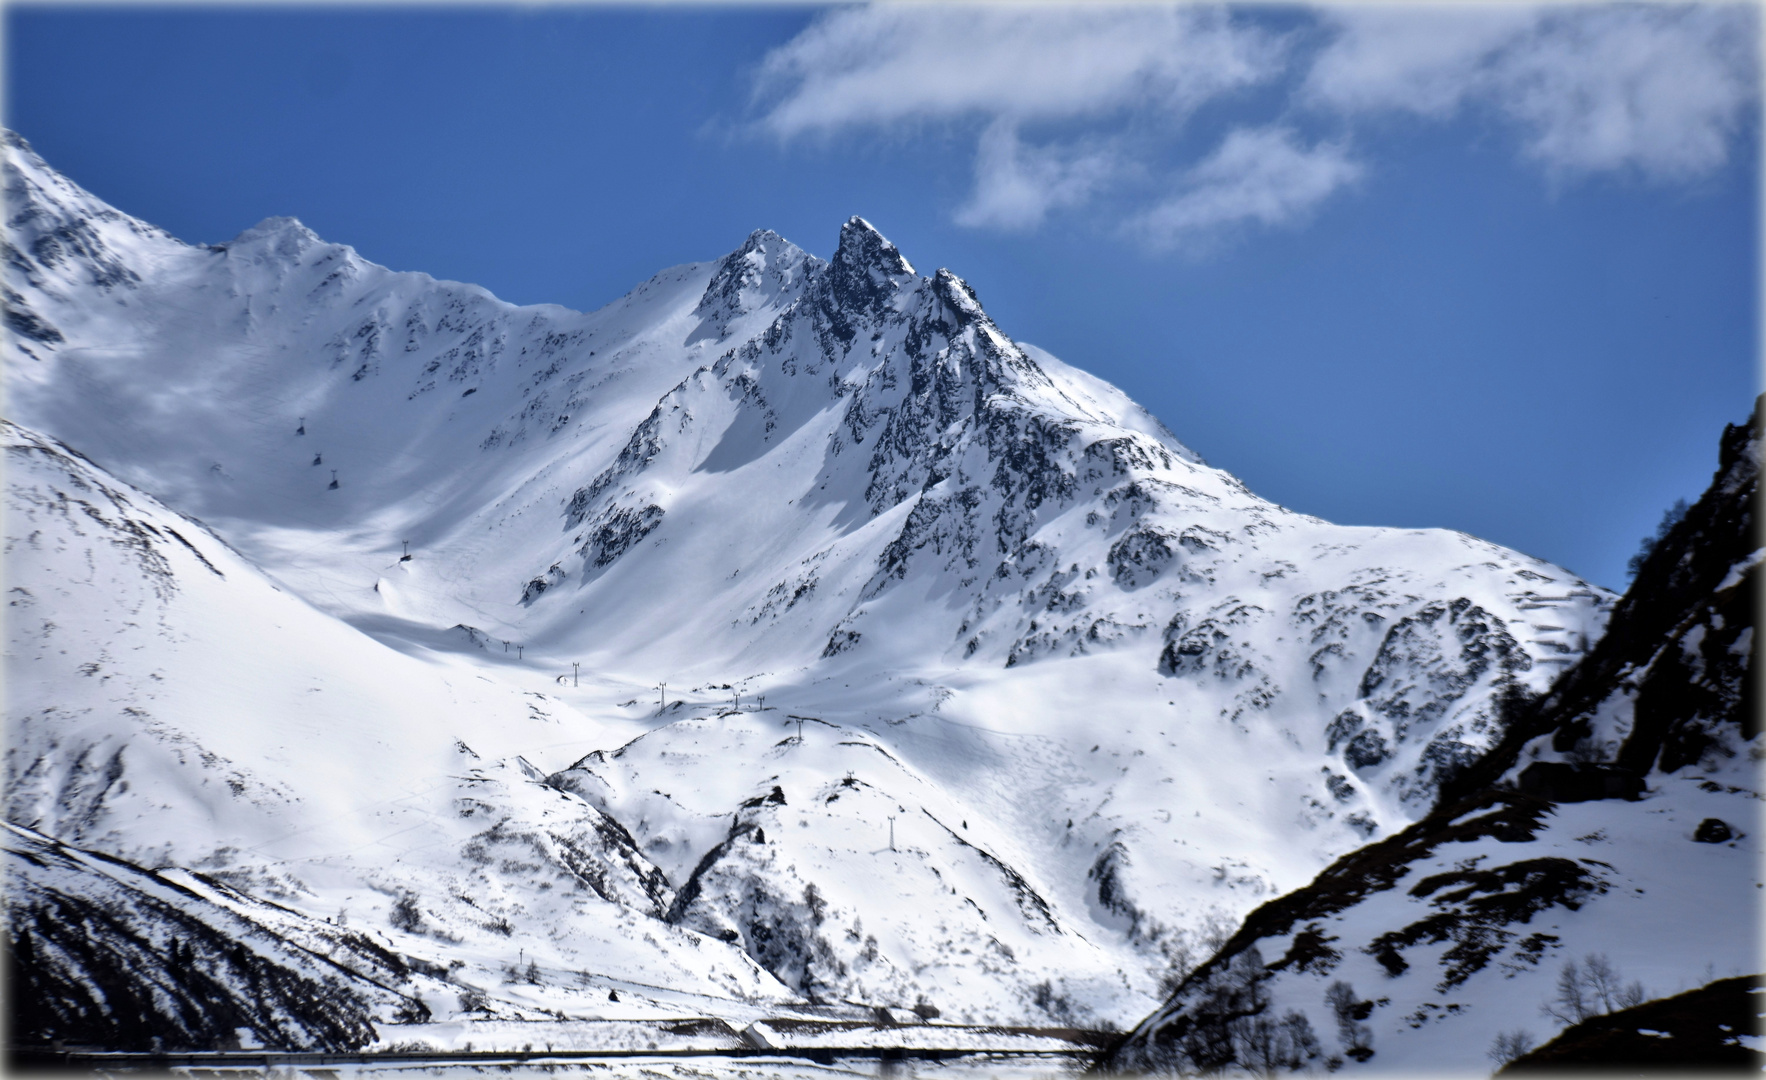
<box><xmin>1135</xmin><ymin>126</ymin><xmax>1362</xmax><ymax>250</ymax></box>
<box><xmin>753</xmin><ymin>5</ymin><xmax>1285</xmax><ymax>137</ymax></box>
<box><xmin>749</xmin><ymin>4</ymin><xmax>1758</xmax><ymax>250</ymax></box>
<box><xmin>954</xmin><ymin>120</ymin><xmax>1120</xmax><ymax>231</ymax></box>
<box><xmin>1305</xmin><ymin>5</ymin><xmax>1758</xmax><ymax>183</ymax></box>
<box><xmin>1300</xmin><ymin>7</ymin><xmax>1543</xmax><ymax>119</ymax></box>
<box><xmin>751</xmin><ymin>4</ymin><xmax>1285</xmax><ymax>236</ymax></box>
<box><xmin>1499</xmin><ymin>6</ymin><xmax>1757</xmax><ymax>181</ymax></box>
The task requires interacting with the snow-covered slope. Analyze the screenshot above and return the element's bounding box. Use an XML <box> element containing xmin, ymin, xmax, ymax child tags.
<box><xmin>4</xmin><ymin>419</ymin><xmax>793</xmax><ymax>1043</ymax></box>
<box><xmin>1106</xmin><ymin>400</ymin><xmax>1761</xmax><ymax>1074</ymax></box>
<box><xmin>5</xmin><ymin>128</ymin><xmax>1617</xmax><ymax>1033</ymax></box>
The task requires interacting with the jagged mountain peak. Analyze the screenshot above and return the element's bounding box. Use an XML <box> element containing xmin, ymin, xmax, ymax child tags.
<box><xmin>210</xmin><ymin>215</ymin><xmax>348</xmax><ymax>271</ymax></box>
<box><xmin>2</xmin><ymin>126</ymin><xmax>69</xmax><ymax>186</ymax></box>
<box><xmin>835</xmin><ymin>215</ymin><xmax>913</xmax><ymax>274</ymax></box>
<box><xmin>828</xmin><ymin>214</ymin><xmax>917</xmax><ymax>321</ymax></box>
<box><xmin>3</xmin><ymin>128</ymin><xmax>171</xmax><ymax>243</ymax></box>
<box><xmin>693</xmin><ymin>226</ymin><xmax>817</xmax><ymax>331</ymax></box>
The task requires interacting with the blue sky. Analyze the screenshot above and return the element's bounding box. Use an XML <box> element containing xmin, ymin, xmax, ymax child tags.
<box><xmin>6</xmin><ymin>4</ymin><xmax>1758</xmax><ymax>591</ymax></box>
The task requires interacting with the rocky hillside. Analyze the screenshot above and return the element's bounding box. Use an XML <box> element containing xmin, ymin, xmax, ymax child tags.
<box><xmin>1106</xmin><ymin>399</ymin><xmax>1761</xmax><ymax>1073</ymax></box>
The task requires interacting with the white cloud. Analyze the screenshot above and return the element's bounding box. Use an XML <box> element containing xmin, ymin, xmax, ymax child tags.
<box><xmin>752</xmin><ymin>5</ymin><xmax>1286</xmax><ymax>137</ymax></box>
<box><xmin>1500</xmin><ymin>7</ymin><xmax>1758</xmax><ymax>181</ymax></box>
<box><xmin>1301</xmin><ymin>7</ymin><xmax>1543</xmax><ymax>118</ymax></box>
<box><xmin>750</xmin><ymin>5</ymin><xmax>1283</xmax><ymax>229</ymax></box>
<box><xmin>1135</xmin><ymin>126</ymin><xmax>1363</xmax><ymax>250</ymax></box>
<box><xmin>1304</xmin><ymin>5</ymin><xmax>1758</xmax><ymax>182</ymax></box>
<box><xmin>954</xmin><ymin>120</ymin><xmax>1119</xmax><ymax>231</ymax></box>
<box><xmin>745</xmin><ymin>4</ymin><xmax>1756</xmax><ymax>249</ymax></box>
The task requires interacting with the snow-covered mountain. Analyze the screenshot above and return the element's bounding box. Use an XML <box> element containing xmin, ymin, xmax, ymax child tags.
<box><xmin>5</xmin><ymin>128</ymin><xmax>1619</xmax><ymax>1044</ymax></box>
<box><xmin>1106</xmin><ymin>401</ymin><xmax>1761</xmax><ymax>1074</ymax></box>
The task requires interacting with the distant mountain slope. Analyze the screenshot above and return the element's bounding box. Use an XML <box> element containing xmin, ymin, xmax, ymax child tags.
<box><xmin>1106</xmin><ymin>399</ymin><xmax>1761</xmax><ymax>1074</ymax></box>
<box><xmin>5</xmin><ymin>127</ymin><xmax>1617</xmax><ymax>1029</ymax></box>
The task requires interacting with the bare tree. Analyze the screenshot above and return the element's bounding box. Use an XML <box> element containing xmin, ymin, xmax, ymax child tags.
<box><xmin>1239</xmin><ymin>1013</ymin><xmax>1280</xmax><ymax>1077</ymax></box>
<box><xmin>1200</xmin><ymin>910</ymin><xmax>1237</xmax><ymax>952</ymax></box>
<box><xmin>1159</xmin><ymin>940</ymin><xmax>1199</xmax><ymax>997</ymax></box>
<box><xmin>1544</xmin><ymin>958</ymin><xmax>1592</xmax><ymax>1025</ymax></box>
<box><xmin>1488</xmin><ymin>1029</ymin><xmax>1535</xmax><ymax>1067</ymax></box>
<box><xmin>1544</xmin><ymin>954</ymin><xmax>1650</xmax><ymax>1027</ymax></box>
<box><xmin>388</xmin><ymin>892</ymin><xmax>424</xmax><ymax>934</ymax></box>
<box><xmin>1325</xmin><ymin>980</ymin><xmax>1374</xmax><ymax>1060</ymax></box>
<box><xmin>1236</xmin><ymin>1010</ymin><xmax>1320</xmax><ymax>1077</ymax></box>
<box><xmin>1583</xmin><ymin>954</ymin><xmax>1621</xmax><ymax>1014</ymax></box>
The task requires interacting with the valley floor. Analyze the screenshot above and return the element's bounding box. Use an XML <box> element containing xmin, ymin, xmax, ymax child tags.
<box><xmin>20</xmin><ymin>1049</ymin><xmax>1095</xmax><ymax>1080</ymax></box>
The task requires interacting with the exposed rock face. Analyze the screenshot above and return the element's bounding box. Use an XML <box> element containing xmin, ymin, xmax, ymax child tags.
<box><xmin>1106</xmin><ymin>398</ymin><xmax>1761</xmax><ymax>1075</ymax></box>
